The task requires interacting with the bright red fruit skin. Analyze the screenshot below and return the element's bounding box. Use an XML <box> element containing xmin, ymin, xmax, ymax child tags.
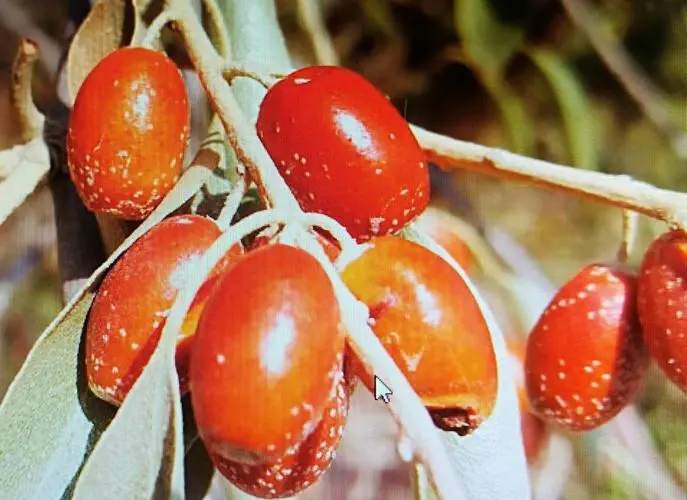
<box><xmin>67</xmin><ymin>47</ymin><xmax>190</xmax><ymax>220</ymax></box>
<box><xmin>190</xmin><ymin>244</ymin><xmax>345</xmax><ymax>465</ymax></box>
<box><xmin>85</xmin><ymin>215</ymin><xmax>241</xmax><ymax>405</ymax></box>
<box><xmin>638</xmin><ymin>230</ymin><xmax>687</xmax><ymax>393</ymax></box>
<box><xmin>340</xmin><ymin>236</ymin><xmax>497</xmax><ymax>434</ymax></box>
<box><xmin>214</xmin><ymin>371</ymin><xmax>350</xmax><ymax>498</ymax></box>
<box><xmin>525</xmin><ymin>264</ymin><xmax>649</xmax><ymax>431</ymax></box>
<box><xmin>256</xmin><ymin>66</ymin><xmax>429</xmax><ymax>242</ymax></box>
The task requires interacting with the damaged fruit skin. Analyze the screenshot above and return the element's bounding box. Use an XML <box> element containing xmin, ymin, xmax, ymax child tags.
<box><xmin>214</xmin><ymin>371</ymin><xmax>351</xmax><ymax>498</ymax></box>
<box><xmin>67</xmin><ymin>47</ymin><xmax>190</xmax><ymax>220</ymax></box>
<box><xmin>190</xmin><ymin>244</ymin><xmax>345</xmax><ymax>465</ymax></box>
<box><xmin>340</xmin><ymin>235</ymin><xmax>497</xmax><ymax>435</ymax></box>
<box><xmin>85</xmin><ymin>215</ymin><xmax>241</xmax><ymax>406</ymax></box>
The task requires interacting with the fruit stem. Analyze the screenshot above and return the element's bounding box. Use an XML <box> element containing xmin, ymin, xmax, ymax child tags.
<box><xmin>168</xmin><ymin>2</ymin><xmax>302</xmax><ymax>215</ymax></box>
<box><xmin>413</xmin><ymin>124</ymin><xmax>687</xmax><ymax>229</ymax></box>
<box><xmin>616</xmin><ymin>209</ymin><xmax>639</xmax><ymax>264</ymax></box>
<box><xmin>139</xmin><ymin>9</ymin><xmax>175</xmax><ymax>49</ymax></box>
<box><xmin>10</xmin><ymin>38</ymin><xmax>44</xmax><ymax>144</ymax></box>
<box><xmin>216</xmin><ymin>176</ymin><xmax>248</xmax><ymax>230</ymax></box>
<box><xmin>302</xmin><ymin>212</ymin><xmax>358</xmax><ymax>254</ymax></box>
<box><xmin>222</xmin><ymin>64</ymin><xmax>276</xmax><ymax>89</ymax></box>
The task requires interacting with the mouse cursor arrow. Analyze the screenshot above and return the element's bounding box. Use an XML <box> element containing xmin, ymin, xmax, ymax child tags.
<box><xmin>374</xmin><ymin>375</ymin><xmax>392</xmax><ymax>404</ymax></box>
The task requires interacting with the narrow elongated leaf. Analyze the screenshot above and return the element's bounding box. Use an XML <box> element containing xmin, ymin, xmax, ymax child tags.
<box><xmin>66</xmin><ymin>0</ymin><xmax>144</xmax><ymax>106</ymax></box>
<box><xmin>453</xmin><ymin>0</ymin><xmax>524</xmax><ymax>78</ymax></box>
<box><xmin>528</xmin><ymin>48</ymin><xmax>599</xmax><ymax>169</ymax></box>
<box><xmin>0</xmin><ymin>162</ymin><xmax>211</xmax><ymax>498</ymax></box>
<box><xmin>402</xmin><ymin>224</ymin><xmax>531</xmax><ymax>499</ymax></box>
<box><xmin>0</xmin><ymin>292</ymin><xmax>115</xmax><ymax>499</ymax></box>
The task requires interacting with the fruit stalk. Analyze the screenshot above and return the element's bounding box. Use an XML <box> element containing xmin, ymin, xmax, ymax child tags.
<box><xmin>413</xmin><ymin>125</ymin><xmax>687</xmax><ymax>228</ymax></box>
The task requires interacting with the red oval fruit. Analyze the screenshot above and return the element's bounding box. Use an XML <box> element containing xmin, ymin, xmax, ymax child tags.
<box><xmin>505</xmin><ymin>336</ymin><xmax>548</xmax><ymax>463</ymax></box>
<box><xmin>67</xmin><ymin>47</ymin><xmax>190</xmax><ymax>220</ymax></box>
<box><xmin>257</xmin><ymin>66</ymin><xmax>429</xmax><ymax>242</ymax></box>
<box><xmin>85</xmin><ymin>215</ymin><xmax>242</xmax><ymax>405</ymax></box>
<box><xmin>190</xmin><ymin>244</ymin><xmax>345</xmax><ymax>465</ymax></box>
<box><xmin>525</xmin><ymin>264</ymin><xmax>649</xmax><ymax>431</ymax></box>
<box><xmin>340</xmin><ymin>235</ymin><xmax>497</xmax><ymax>434</ymax></box>
<box><xmin>214</xmin><ymin>371</ymin><xmax>350</xmax><ymax>498</ymax></box>
<box><xmin>638</xmin><ymin>230</ymin><xmax>687</xmax><ymax>393</ymax></box>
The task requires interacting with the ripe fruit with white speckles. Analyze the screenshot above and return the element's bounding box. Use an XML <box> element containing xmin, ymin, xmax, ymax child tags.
<box><xmin>340</xmin><ymin>236</ymin><xmax>497</xmax><ymax>435</ymax></box>
<box><xmin>525</xmin><ymin>264</ymin><xmax>649</xmax><ymax>431</ymax></box>
<box><xmin>190</xmin><ymin>244</ymin><xmax>345</xmax><ymax>465</ymax></box>
<box><xmin>85</xmin><ymin>215</ymin><xmax>242</xmax><ymax>406</ymax></box>
<box><xmin>67</xmin><ymin>47</ymin><xmax>190</xmax><ymax>220</ymax></box>
<box><xmin>214</xmin><ymin>370</ymin><xmax>350</xmax><ymax>498</ymax></box>
<box><xmin>256</xmin><ymin>66</ymin><xmax>429</xmax><ymax>242</ymax></box>
<box><xmin>638</xmin><ymin>230</ymin><xmax>687</xmax><ymax>393</ymax></box>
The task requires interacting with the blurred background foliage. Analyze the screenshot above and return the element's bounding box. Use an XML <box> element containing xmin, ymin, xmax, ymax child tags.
<box><xmin>0</xmin><ymin>0</ymin><xmax>686</xmax><ymax>498</ymax></box>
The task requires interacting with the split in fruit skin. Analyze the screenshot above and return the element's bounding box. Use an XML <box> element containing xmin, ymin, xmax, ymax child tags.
<box><xmin>340</xmin><ymin>235</ymin><xmax>497</xmax><ymax>435</ymax></box>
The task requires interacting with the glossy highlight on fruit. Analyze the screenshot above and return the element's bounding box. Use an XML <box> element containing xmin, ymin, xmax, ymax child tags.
<box><xmin>67</xmin><ymin>47</ymin><xmax>190</xmax><ymax>219</ymax></box>
<box><xmin>257</xmin><ymin>66</ymin><xmax>429</xmax><ymax>242</ymax></box>
<box><xmin>85</xmin><ymin>215</ymin><xmax>242</xmax><ymax>406</ymax></box>
<box><xmin>340</xmin><ymin>235</ymin><xmax>497</xmax><ymax>434</ymax></box>
<box><xmin>190</xmin><ymin>244</ymin><xmax>345</xmax><ymax>465</ymax></box>
<box><xmin>525</xmin><ymin>264</ymin><xmax>649</xmax><ymax>431</ymax></box>
<box><xmin>214</xmin><ymin>371</ymin><xmax>350</xmax><ymax>498</ymax></box>
<box><xmin>638</xmin><ymin>230</ymin><xmax>687</xmax><ymax>393</ymax></box>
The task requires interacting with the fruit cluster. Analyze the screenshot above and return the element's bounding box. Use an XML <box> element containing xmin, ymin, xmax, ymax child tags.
<box><xmin>524</xmin><ymin>230</ymin><xmax>687</xmax><ymax>432</ymax></box>
<box><xmin>72</xmin><ymin>48</ymin><xmax>501</xmax><ymax>497</ymax></box>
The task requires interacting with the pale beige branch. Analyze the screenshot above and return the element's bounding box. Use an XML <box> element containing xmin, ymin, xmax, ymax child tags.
<box><xmin>413</xmin><ymin>124</ymin><xmax>687</xmax><ymax>226</ymax></box>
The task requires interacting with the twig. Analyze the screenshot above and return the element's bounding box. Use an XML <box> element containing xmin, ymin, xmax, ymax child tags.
<box><xmin>10</xmin><ymin>39</ymin><xmax>45</xmax><ymax>144</ymax></box>
<box><xmin>412</xmin><ymin>124</ymin><xmax>687</xmax><ymax>227</ymax></box>
<box><xmin>560</xmin><ymin>0</ymin><xmax>687</xmax><ymax>160</ymax></box>
<box><xmin>616</xmin><ymin>209</ymin><xmax>639</xmax><ymax>264</ymax></box>
<box><xmin>295</xmin><ymin>0</ymin><xmax>339</xmax><ymax>65</ymax></box>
